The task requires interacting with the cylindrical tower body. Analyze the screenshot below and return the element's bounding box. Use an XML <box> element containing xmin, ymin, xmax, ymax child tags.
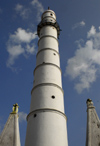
<box><xmin>25</xmin><ymin>9</ymin><xmax>68</xmax><ymax>146</ymax></box>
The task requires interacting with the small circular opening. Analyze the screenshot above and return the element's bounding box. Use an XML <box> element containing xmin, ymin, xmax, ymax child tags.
<box><xmin>53</xmin><ymin>53</ymin><xmax>56</xmax><ymax>55</ymax></box>
<box><xmin>50</xmin><ymin>13</ymin><xmax>53</xmax><ymax>16</ymax></box>
<box><xmin>51</xmin><ymin>95</ymin><xmax>55</xmax><ymax>99</ymax></box>
<box><xmin>34</xmin><ymin>114</ymin><xmax>37</xmax><ymax>118</ymax></box>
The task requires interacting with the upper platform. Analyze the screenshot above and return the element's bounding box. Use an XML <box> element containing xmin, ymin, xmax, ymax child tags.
<box><xmin>37</xmin><ymin>8</ymin><xmax>60</xmax><ymax>38</ymax></box>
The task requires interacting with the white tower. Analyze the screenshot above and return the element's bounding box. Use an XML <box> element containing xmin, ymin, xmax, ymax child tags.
<box><xmin>25</xmin><ymin>8</ymin><xmax>68</xmax><ymax>146</ymax></box>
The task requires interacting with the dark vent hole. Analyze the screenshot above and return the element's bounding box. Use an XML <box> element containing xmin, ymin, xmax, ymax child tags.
<box><xmin>51</xmin><ymin>95</ymin><xmax>55</xmax><ymax>99</ymax></box>
<box><xmin>53</xmin><ymin>53</ymin><xmax>56</xmax><ymax>55</ymax></box>
<box><xmin>34</xmin><ymin>114</ymin><xmax>37</xmax><ymax>118</ymax></box>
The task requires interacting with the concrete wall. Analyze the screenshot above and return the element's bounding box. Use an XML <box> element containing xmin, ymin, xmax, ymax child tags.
<box><xmin>25</xmin><ymin>9</ymin><xmax>68</xmax><ymax>146</ymax></box>
<box><xmin>25</xmin><ymin>111</ymin><xmax>68</xmax><ymax>146</ymax></box>
<box><xmin>30</xmin><ymin>85</ymin><xmax>64</xmax><ymax>112</ymax></box>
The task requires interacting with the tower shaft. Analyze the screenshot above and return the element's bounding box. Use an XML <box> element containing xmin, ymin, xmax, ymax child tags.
<box><xmin>25</xmin><ymin>9</ymin><xmax>68</xmax><ymax>146</ymax></box>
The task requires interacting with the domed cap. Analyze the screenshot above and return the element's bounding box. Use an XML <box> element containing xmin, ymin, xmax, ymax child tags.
<box><xmin>41</xmin><ymin>7</ymin><xmax>56</xmax><ymax>20</ymax></box>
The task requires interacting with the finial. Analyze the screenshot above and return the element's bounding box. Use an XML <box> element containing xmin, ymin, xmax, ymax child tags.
<box><xmin>86</xmin><ymin>99</ymin><xmax>93</xmax><ymax>106</ymax></box>
<box><xmin>48</xmin><ymin>7</ymin><xmax>50</xmax><ymax>10</ymax></box>
<box><xmin>87</xmin><ymin>98</ymin><xmax>92</xmax><ymax>103</ymax></box>
<box><xmin>11</xmin><ymin>103</ymin><xmax>19</xmax><ymax>114</ymax></box>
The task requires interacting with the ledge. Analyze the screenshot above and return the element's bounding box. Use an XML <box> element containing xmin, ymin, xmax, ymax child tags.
<box><xmin>27</xmin><ymin>108</ymin><xmax>67</xmax><ymax>121</ymax></box>
<box><xmin>31</xmin><ymin>83</ymin><xmax>63</xmax><ymax>95</ymax></box>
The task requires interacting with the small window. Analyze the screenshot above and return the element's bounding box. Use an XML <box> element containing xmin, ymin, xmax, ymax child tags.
<box><xmin>53</xmin><ymin>53</ymin><xmax>56</xmax><ymax>55</ymax></box>
<box><xmin>51</xmin><ymin>95</ymin><xmax>55</xmax><ymax>99</ymax></box>
<box><xmin>50</xmin><ymin>13</ymin><xmax>53</xmax><ymax>16</ymax></box>
<box><xmin>34</xmin><ymin>114</ymin><xmax>37</xmax><ymax>118</ymax></box>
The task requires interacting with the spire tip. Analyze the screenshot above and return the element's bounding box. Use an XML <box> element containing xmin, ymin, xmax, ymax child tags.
<box><xmin>11</xmin><ymin>103</ymin><xmax>19</xmax><ymax>114</ymax></box>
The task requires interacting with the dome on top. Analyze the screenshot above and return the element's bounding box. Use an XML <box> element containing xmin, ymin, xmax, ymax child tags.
<box><xmin>41</xmin><ymin>8</ymin><xmax>56</xmax><ymax>20</ymax></box>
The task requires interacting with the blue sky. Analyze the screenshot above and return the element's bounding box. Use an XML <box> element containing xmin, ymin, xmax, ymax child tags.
<box><xmin>0</xmin><ymin>0</ymin><xmax>100</xmax><ymax>146</ymax></box>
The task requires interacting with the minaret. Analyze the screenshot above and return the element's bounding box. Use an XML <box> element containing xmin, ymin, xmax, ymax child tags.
<box><xmin>25</xmin><ymin>8</ymin><xmax>68</xmax><ymax>146</ymax></box>
<box><xmin>86</xmin><ymin>99</ymin><xmax>100</xmax><ymax>146</ymax></box>
<box><xmin>0</xmin><ymin>104</ymin><xmax>21</xmax><ymax>146</ymax></box>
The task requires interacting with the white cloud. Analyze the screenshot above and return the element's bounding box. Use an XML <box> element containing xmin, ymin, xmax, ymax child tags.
<box><xmin>80</xmin><ymin>21</ymin><xmax>85</xmax><ymax>26</ymax></box>
<box><xmin>72</xmin><ymin>21</ymin><xmax>85</xmax><ymax>29</ymax></box>
<box><xmin>26</xmin><ymin>44</ymin><xmax>36</xmax><ymax>54</ymax></box>
<box><xmin>6</xmin><ymin>28</ymin><xmax>37</xmax><ymax>70</ymax></box>
<box><xmin>15</xmin><ymin>1</ymin><xmax>44</xmax><ymax>21</ymax></box>
<box><xmin>15</xmin><ymin>4</ymin><xmax>23</xmax><ymax>11</ymax></box>
<box><xmin>31</xmin><ymin>0</ymin><xmax>44</xmax><ymax>21</ymax></box>
<box><xmin>6</xmin><ymin>45</ymin><xmax>25</xmax><ymax>68</ymax></box>
<box><xmin>9</xmin><ymin>28</ymin><xmax>36</xmax><ymax>43</ymax></box>
<box><xmin>18</xmin><ymin>112</ymin><xmax>27</xmax><ymax>122</ymax></box>
<box><xmin>65</xmin><ymin>25</ymin><xmax>100</xmax><ymax>93</ymax></box>
<box><xmin>7</xmin><ymin>1</ymin><xmax>44</xmax><ymax>71</ymax></box>
<box><xmin>87</xmin><ymin>25</ymin><xmax>96</xmax><ymax>38</ymax></box>
<box><xmin>15</xmin><ymin>4</ymin><xmax>30</xmax><ymax>19</ymax></box>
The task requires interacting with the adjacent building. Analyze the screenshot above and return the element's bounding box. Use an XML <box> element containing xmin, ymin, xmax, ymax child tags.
<box><xmin>0</xmin><ymin>104</ymin><xmax>21</xmax><ymax>146</ymax></box>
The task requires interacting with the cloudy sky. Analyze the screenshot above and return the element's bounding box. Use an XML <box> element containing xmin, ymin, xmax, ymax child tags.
<box><xmin>1</xmin><ymin>0</ymin><xmax>100</xmax><ymax>146</ymax></box>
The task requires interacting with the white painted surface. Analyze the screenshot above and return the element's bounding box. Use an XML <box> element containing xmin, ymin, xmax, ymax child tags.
<box><xmin>30</xmin><ymin>85</ymin><xmax>64</xmax><ymax>112</ymax></box>
<box><xmin>0</xmin><ymin>113</ymin><xmax>21</xmax><ymax>146</ymax></box>
<box><xmin>25</xmin><ymin>9</ymin><xmax>68</xmax><ymax>146</ymax></box>
<box><xmin>40</xmin><ymin>26</ymin><xmax>57</xmax><ymax>38</ymax></box>
<box><xmin>38</xmin><ymin>36</ymin><xmax>58</xmax><ymax>52</ymax></box>
<box><xmin>42</xmin><ymin>10</ymin><xmax>56</xmax><ymax>20</ymax></box>
<box><xmin>36</xmin><ymin>49</ymin><xmax>60</xmax><ymax>66</ymax></box>
<box><xmin>25</xmin><ymin>112</ymin><xmax>68</xmax><ymax>146</ymax></box>
<box><xmin>34</xmin><ymin>64</ymin><xmax>62</xmax><ymax>87</ymax></box>
<box><xmin>86</xmin><ymin>100</ymin><xmax>100</xmax><ymax>146</ymax></box>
